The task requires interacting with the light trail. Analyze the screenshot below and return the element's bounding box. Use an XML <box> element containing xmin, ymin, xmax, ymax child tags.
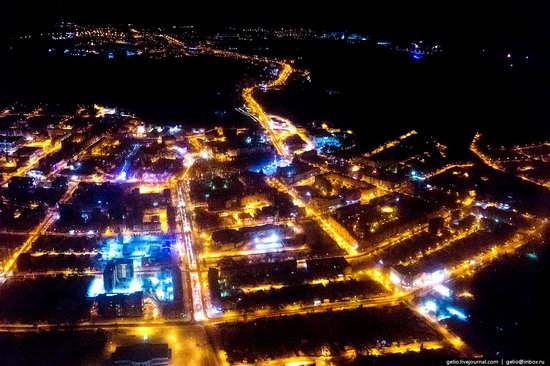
<box><xmin>214</xmin><ymin>295</ymin><xmax>402</xmax><ymax>324</ymax></box>
<box><xmin>0</xmin><ymin>140</ymin><xmax>62</xmax><ymax>186</ymax></box>
<box><xmin>397</xmin><ymin>221</ymin><xmax>481</xmax><ymax>267</ymax></box>
<box><xmin>1</xmin><ymin>181</ymin><xmax>77</xmax><ymax>277</ymax></box>
<box><xmin>267</xmin><ymin>177</ymin><xmax>358</xmax><ymax>255</ymax></box>
<box><xmin>470</xmin><ymin>132</ymin><xmax>503</xmax><ymax>171</ymax></box>
<box><xmin>364</xmin><ymin>130</ymin><xmax>417</xmax><ymax>158</ymax></box>
<box><xmin>268</xmin><ymin>114</ymin><xmax>315</xmax><ymax>152</ymax></box>
<box><xmin>175</xmin><ymin>170</ymin><xmax>206</xmax><ymax>321</ymax></box>
<box><xmin>0</xmin><ymin>210</ymin><xmax>54</xmax><ymax>277</ymax></box>
<box><xmin>242</xmin><ymin>62</ymin><xmax>294</xmax><ymax>158</ymax></box>
<box><xmin>348</xmin><ymin>224</ymin><xmax>429</xmax><ymax>261</ymax></box>
<box><xmin>449</xmin><ymin>219</ymin><xmax>547</xmax><ymax>279</ymax></box>
<box><xmin>471</xmin><ymin>132</ymin><xmax>550</xmax><ymax>190</ymax></box>
<box><xmin>199</xmin><ymin>245</ymin><xmax>307</xmax><ymax>260</ymax></box>
<box><xmin>45</xmin><ymin>135</ymin><xmax>105</xmax><ymax>180</ymax></box>
<box><xmin>425</xmin><ymin>163</ymin><xmax>474</xmax><ymax>179</ymax></box>
<box><xmin>410</xmin><ymin>300</ymin><xmax>474</xmax><ymax>356</ymax></box>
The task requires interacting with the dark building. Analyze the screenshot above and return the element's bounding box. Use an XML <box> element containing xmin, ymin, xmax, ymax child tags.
<box><xmin>277</xmin><ymin>160</ymin><xmax>319</xmax><ymax>185</ymax></box>
<box><xmin>97</xmin><ymin>292</ymin><xmax>143</xmax><ymax>318</ymax></box>
<box><xmin>211</xmin><ymin>229</ymin><xmax>245</xmax><ymax>250</ymax></box>
<box><xmin>428</xmin><ymin>217</ymin><xmax>445</xmax><ymax>235</ymax></box>
<box><xmin>220</xmin><ymin>258</ymin><xmax>298</xmax><ymax>283</ymax></box>
<box><xmin>8</xmin><ymin>176</ymin><xmax>34</xmax><ymax>192</ymax></box>
<box><xmin>16</xmin><ymin>252</ymin><xmax>32</xmax><ymax>272</ymax></box>
<box><xmin>304</xmin><ymin>257</ymin><xmax>350</xmax><ymax>277</ymax></box>
<box><xmin>59</xmin><ymin>203</ymin><xmax>81</xmax><ymax>224</ymax></box>
<box><xmin>112</xmin><ymin>343</ymin><xmax>171</xmax><ymax>365</ymax></box>
<box><xmin>208</xmin><ymin>268</ymin><xmax>223</xmax><ymax>312</ymax></box>
<box><xmin>52</xmin><ymin>176</ymin><xmax>69</xmax><ymax>191</ymax></box>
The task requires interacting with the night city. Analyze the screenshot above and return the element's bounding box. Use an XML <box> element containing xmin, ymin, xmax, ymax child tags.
<box><xmin>0</xmin><ymin>2</ymin><xmax>549</xmax><ymax>365</ymax></box>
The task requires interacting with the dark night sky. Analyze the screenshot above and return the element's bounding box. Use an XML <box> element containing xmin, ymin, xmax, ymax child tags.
<box><xmin>2</xmin><ymin>1</ymin><xmax>550</xmax><ymax>45</ymax></box>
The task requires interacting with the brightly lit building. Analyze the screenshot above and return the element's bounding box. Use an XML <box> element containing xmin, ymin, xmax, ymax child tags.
<box><xmin>390</xmin><ymin>265</ymin><xmax>447</xmax><ymax>289</ymax></box>
<box><xmin>88</xmin><ymin>267</ymin><xmax>176</xmax><ymax>303</ymax></box>
<box><xmin>87</xmin><ymin>234</ymin><xmax>178</xmax><ymax>303</ymax></box>
<box><xmin>104</xmin><ymin>258</ymin><xmax>134</xmax><ymax>293</ymax></box>
<box><xmin>100</xmin><ymin>234</ymin><xmax>175</xmax><ymax>263</ymax></box>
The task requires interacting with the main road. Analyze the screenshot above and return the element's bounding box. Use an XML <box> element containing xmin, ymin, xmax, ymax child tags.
<box><xmin>241</xmin><ymin>62</ymin><xmax>293</xmax><ymax>158</ymax></box>
<box><xmin>175</xmin><ymin>178</ymin><xmax>206</xmax><ymax>322</ymax></box>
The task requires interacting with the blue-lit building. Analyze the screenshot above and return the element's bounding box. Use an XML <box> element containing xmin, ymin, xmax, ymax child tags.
<box><xmin>101</xmin><ymin>234</ymin><xmax>175</xmax><ymax>262</ymax></box>
<box><xmin>104</xmin><ymin>258</ymin><xmax>135</xmax><ymax>293</ymax></box>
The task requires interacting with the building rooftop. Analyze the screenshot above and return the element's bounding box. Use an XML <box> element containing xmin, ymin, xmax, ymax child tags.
<box><xmin>112</xmin><ymin>343</ymin><xmax>171</xmax><ymax>364</ymax></box>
